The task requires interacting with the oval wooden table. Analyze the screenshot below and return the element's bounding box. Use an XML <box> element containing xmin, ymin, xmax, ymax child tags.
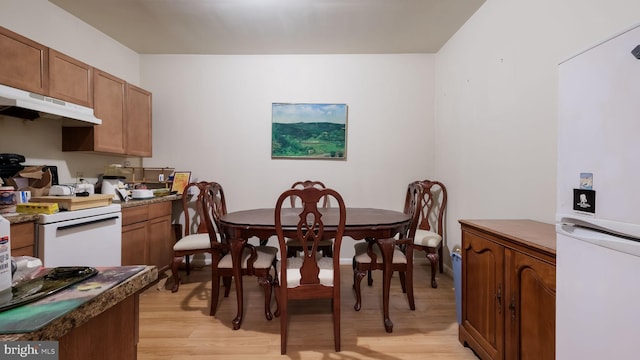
<box><xmin>220</xmin><ymin>207</ymin><xmax>411</xmax><ymax>332</ymax></box>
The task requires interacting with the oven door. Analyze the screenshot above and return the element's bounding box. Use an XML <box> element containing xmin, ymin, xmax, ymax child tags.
<box><xmin>37</xmin><ymin>212</ymin><xmax>122</xmax><ymax>267</ymax></box>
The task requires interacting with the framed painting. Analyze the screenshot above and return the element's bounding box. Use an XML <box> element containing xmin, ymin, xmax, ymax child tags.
<box><xmin>170</xmin><ymin>171</ymin><xmax>191</xmax><ymax>194</ymax></box>
<box><xmin>271</xmin><ymin>103</ymin><xmax>348</xmax><ymax>160</ymax></box>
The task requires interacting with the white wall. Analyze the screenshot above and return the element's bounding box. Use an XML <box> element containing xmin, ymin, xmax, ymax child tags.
<box><xmin>0</xmin><ymin>0</ymin><xmax>142</xmax><ymax>184</ymax></box>
<box><xmin>435</xmin><ymin>0</ymin><xmax>640</xmax><ymax>256</ymax></box>
<box><xmin>141</xmin><ymin>54</ymin><xmax>435</xmax><ymax>257</ymax></box>
<box><xmin>141</xmin><ymin>54</ymin><xmax>435</xmax><ymax>211</ymax></box>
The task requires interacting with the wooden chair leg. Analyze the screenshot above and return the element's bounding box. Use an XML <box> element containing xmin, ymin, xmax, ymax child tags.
<box><xmin>210</xmin><ymin>271</ymin><xmax>221</xmax><ymax>316</ymax></box>
<box><xmin>398</xmin><ymin>271</ymin><xmax>407</xmax><ymax>293</ymax></box>
<box><xmin>438</xmin><ymin>245</ymin><xmax>444</xmax><ymax>273</ymax></box>
<box><xmin>427</xmin><ymin>250</ymin><xmax>438</xmax><ymax>289</ymax></box>
<box><xmin>333</xmin><ymin>296</ymin><xmax>341</xmax><ymax>352</ymax></box>
<box><xmin>222</xmin><ymin>276</ymin><xmax>232</xmax><ymax>297</ymax></box>
<box><xmin>274</xmin><ymin>281</ymin><xmax>281</xmax><ymax>318</ymax></box>
<box><xmin>258</xmin><ymin>275</ymin><xmax>274</xmax><ymax>321</ymax></box>
<box><xmin>170</xmin><ymin>256</ymin><xmax>183</xmax><ymax>293</ymax></box>
<box><xmin>406</xmin><ymin>266</ymin><xmax>415</xmax><ymax>310</ymax></box>
<box><xmin>353</xmin><ymin>268</ymin><xmax>366</xmax><ymax>311</ymax></box>
<box><xmin>322</xmin><ymin>245</ymin><xmax>333</xmax><ymax>257</ymax></box>
<box><xmin>185</xmin><ymin>255</ymin><xmax>191</xmax><ymax>275</ymax></box>
<box><xmin>286</xmin><ymin>246</ymin><xmax>298</xmax><ymax>258</ymax></box>
<box><xmin>280</xmin><ymin>298</ymin><xmax>288</xmax><ymax>355</ymax></box>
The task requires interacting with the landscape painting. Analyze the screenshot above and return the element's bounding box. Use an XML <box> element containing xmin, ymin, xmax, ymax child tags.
<box><xmin>271</xmin><ymin>103</ymin><xmax>348</xmax><ymax>159</ymax></box>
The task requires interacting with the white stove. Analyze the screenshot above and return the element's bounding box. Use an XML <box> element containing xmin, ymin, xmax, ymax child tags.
<box><xmin>36</xmin><ymin>204</ymin><xmax>122</xmax><ymax>267</ymax></box>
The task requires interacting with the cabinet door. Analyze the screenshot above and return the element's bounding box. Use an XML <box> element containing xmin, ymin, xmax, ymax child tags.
<box><xmin>125</xmin><ymin>83</ymin><xmax>152</xmax><ymax>157</ymax></box>
<box><xmin>148</xmin><ymin>214</ymin><xmax>172</xmax><ymax>271</ymax></box>
<box><xmin>10</xmin><ymin>221</ymin><xmax>35</xmax><ymax>257</ymax></box>
<box><xmin>49</xmin><ymin>49</ymin><xmax>93</xmax><ymax>107</ymax></box>
<box><xmin>0</xmin><ymin>26</ymin><xmax>48</xmax><ymax>94</ymax></box>
<box><xmin>505</xmin><ymin>250</ymin><xmax>556</xmax><ymax>360</ymax></box>
<box><xmin>461</xmin><ymin>230</ymin><xmax>505</xmax><ymax>360</ymax></box>
<box><xmin>121</xmin><ymin>222</ymin><xmax>148</xmax><ymax>266</ymax></box>
<box><xmin>93</xmin><ymin>69</ymin><xmax>126</xmax><ymax>153</ymax></box>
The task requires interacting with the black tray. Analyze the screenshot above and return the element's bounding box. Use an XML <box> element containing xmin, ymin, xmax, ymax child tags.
<box><xmin>0</xmin><ymin>267</ymin><xmax>98</xmax><ymax>313</ymax></box>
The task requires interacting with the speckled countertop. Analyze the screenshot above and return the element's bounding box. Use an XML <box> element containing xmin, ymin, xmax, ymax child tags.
<box><xmin>3</xmin><ymin>213</ymin><xmax>39</xmax><ymax>224</ymax></box>
<box><xmin>117</xmin><ymin>194</ymin><xmax>181</xmax><ymax>208</ymax></box>
<box><xmin>0</xmin><ymin>266</ymin><xmax>158</xmax><ymax>341</ymax></box>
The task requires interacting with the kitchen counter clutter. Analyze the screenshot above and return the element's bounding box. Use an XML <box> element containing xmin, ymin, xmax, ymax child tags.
<box><xmin>2</xmin><ymin>193</ymin><xmax>180</xmax><ymax>224</ymax></box>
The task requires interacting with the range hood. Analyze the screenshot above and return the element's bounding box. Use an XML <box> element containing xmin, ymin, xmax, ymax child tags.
<box><xmin>0</xmin><ymin>84</ymin><xmax>101</xmax><ymax>125</ymax></box>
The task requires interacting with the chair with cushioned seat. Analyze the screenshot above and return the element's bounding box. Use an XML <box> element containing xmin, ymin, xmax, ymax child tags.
<box><xmin>273</xmin><ymin>185</ymin><xmax>346</xmax><ymax>354</ymax></box>
<box><xmin>284</xmin><ymin>180</ymin><xmax>333</xmax><ymax>258</ymax></box>
<box><xmin>352</xmin><ymin>181</ymin><xmax>419</xmax><ymax>331</ymax></box>
<box><xmin>412</xmin><ymin>179</ymin><xmax>448</xmax><ymax>288</ymax></box>
<box><xmin>170</xmin><ymin>181</ymin><xmax>215</xmax><ymax>293</ymax></box>
<box><xmin>201</xmin><ymin>182</ymin><xmax>278</xmax><ymax>320</ymax></box>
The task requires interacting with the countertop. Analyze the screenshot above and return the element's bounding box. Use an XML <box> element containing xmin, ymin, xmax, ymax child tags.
<box><xmin>0</xmin><ymin>265</ymin><xmax>158</xmax><ymax>341</ymax></box>
<box><xmin>2</xmin><ymin>194</ymin><xmax>181</xmax><ymax>224</ymax></box>
<box><xmin>117</xmin><ymin>193</ymin><xmax>181</xmax><ymax>208</ymax></box>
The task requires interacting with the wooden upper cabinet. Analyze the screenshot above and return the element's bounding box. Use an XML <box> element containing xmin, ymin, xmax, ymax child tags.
<box><xmin>92</xmin><ymin>69</ymin><xmax>126</xmax><ymax>154</ymax></box>
<box><xmin>0</xmin><ymin>26</ymin><xmax>48</xmax><ymax>94</ymax></box>
<box><xmin>48</xmin><ymin>49</ymin><xmax>93</xmax><ymax>107</ymax></box>
<box><xmin>125</xmin><ymin>83</ymin><xmax>152</xmax><ymax>157</ymax></box>
<box><xmin>62</xmin><ymin>69</ymin><xmax>126</xmax><ymax>154</ymax></box>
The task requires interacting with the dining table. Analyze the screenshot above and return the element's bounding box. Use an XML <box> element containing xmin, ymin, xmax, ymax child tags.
<box><xmin>219</xmin><ymin>207</ymin><xmax>411</xmax><ymax>332</ymax></box>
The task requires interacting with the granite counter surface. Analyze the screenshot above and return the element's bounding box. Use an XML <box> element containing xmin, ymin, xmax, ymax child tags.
<box><xmin>117</xmin><ymin>194</ymin><xmax>181</xmax><ymax>208</ymax></box>
<box><xmin>0</xmin><ymin>266</ymin><xmax>158</xmax><ymax>341</ymax></box>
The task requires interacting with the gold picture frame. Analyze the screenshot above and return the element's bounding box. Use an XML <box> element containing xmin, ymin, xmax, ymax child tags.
<box><xmin>170</xmin><ymin>171</ymin><xmax>191</xmax><ymax>194</ymax></box>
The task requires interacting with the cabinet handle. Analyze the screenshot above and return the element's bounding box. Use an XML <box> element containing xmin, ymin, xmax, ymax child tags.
<box><xmin>509</xmin><ymin>296</ymin><xmax>516</xmax><ymax>320</ymax></box>
<box><xmin>495</xmin><ymin>285</ymin><xmax>502</xmax><ymax>314</ymax></box>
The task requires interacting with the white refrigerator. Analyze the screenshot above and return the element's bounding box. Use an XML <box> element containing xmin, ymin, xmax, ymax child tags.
<box><xmin>556</xmin><ymin>23</ymin><xmax>640</xmax><ymax>359</ymax></box>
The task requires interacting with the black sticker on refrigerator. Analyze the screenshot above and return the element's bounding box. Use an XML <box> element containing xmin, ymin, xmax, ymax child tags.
<box><xmin>573</xmin><ymin>189</ymin><xmax>596</xmax><ymax>213</ymax></box>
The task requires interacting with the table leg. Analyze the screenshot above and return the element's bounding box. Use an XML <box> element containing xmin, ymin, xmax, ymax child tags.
<box><xmin>230</xmin><ymin>237</ymin><xmax>246</xmax><ymax>330</ymax></box>
<box><xmin>377</xmin><ymin>237</ymin><xmax>395</xmax><ymax>333</ymax></box>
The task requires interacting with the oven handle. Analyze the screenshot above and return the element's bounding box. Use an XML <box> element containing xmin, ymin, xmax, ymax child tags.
<box><xmin>57</xmin><ymin>216</ymin><xmax>120</xmax><ymax>231</ymax></box>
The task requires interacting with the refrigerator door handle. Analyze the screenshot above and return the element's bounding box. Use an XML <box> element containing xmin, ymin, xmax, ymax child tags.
<box><xmin>556</xmin><ymin>223</ymin><xmax>640</xmax><ymax>258</ymax></box>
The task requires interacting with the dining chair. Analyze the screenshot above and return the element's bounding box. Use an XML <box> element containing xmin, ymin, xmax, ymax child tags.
<box><xmin>412</xmin><ymin>180</ymin><xmax>448</xmax><ymax>288</ymax></box>
<box><xmin>170</xmin><ymin>181</ymin><xmax>214</xmax><ymax>293</ymax></box>
<box><xmin>352</xmin><ymin>181</ymin><xmax>418</xmax><ymax>329</ymax></box>
<box><xmin>273</xmin><ymin>185</ymin><xmax>346</xmax><ymax>354</ymax></box>
<box><xmin>201</xmin><ymin>182</ymin><xmax>279</xmax><ymax>319</ymax></box>
<box><xmin>285</xmin><ymin>180</ymin><xmax>333</xmax><ymax>258</ymax></box>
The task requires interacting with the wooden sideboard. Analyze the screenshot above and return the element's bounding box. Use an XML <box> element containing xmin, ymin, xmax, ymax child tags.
<box><xmin>458</xmin><ymin>219</ymin><xmax>556</xmax><ymax>360</ymax></box>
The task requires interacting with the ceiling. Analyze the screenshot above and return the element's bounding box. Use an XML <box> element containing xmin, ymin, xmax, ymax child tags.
<box><xmin>48</xmin><ymin>0</ymin><xmax>485</xmax><ymax>55</ymax></box>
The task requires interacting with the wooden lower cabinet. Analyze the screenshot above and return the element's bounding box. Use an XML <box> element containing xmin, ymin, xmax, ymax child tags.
<box><xmin>10</xmin><ymin>221</ymin><xmax>35</xmax><ymax>257</ymax></box>
<box><xmin>459</xmin><ymin>219</ymin><xmax>556</xmax><ymax>360</ymax></box>
<box><xmin>121</xmin><ymin>201</ymin><xmax>173</xmax><ymax>270</ymax></box>
<box><xmin>59</xmin><ymin>295</ymin><xmax>138</xmax><ymax>360</ymax></box>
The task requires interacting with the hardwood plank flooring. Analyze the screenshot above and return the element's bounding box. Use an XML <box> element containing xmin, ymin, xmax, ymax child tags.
<box><xmin>137</xmin><ymin>263</ymin><xmax>478</xmax><ymax>359</ymax></box>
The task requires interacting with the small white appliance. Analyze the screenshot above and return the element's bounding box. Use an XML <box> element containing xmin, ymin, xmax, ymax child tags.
<box><xmin>36</xmin><ymin>204</ymin><xmax>122</xmax><ymax>267</ymax></box>
<box><xmin>556</xmin><ymin>22</ymin><xmax>640</xmax><ymax>359</ymax></box>
<box><xmin>101</xmin><ymin>176</ymin><xmax>124</xmax><ymax>200</ymax></box>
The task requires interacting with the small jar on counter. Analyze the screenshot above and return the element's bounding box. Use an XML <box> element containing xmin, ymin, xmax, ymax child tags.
<box><xmin>0</xmin><ymin>186</ymin><xmax>16</xmax><ymax>214</ymax></box>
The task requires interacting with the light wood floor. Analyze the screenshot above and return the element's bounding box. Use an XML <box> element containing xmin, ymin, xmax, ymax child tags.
<box><xmin>137</xmin><ymin>262</ymin><xmax>479</xmax><ymax>360</ymax></box>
